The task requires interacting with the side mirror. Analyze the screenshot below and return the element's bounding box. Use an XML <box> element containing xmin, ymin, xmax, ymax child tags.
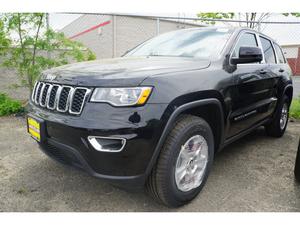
<box><xmin>231</xmin><ymin>46</ymin><xmax>263</xmax><ymax>65</ymax></box>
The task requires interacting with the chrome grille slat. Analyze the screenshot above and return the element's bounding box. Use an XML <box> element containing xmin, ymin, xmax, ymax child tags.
<box><xmin>40</xmin><ymin>83</ymin><xmax>51</xmax><ymax>107</ymax></box>
<box><xmin>32</xmin><ymin>81</ymin><xmax>90</xmax><ymax>115</ymax></box>
<box><xmin>69</xmin><ymin>88</ymin><xmax>91</xmax><ymax>115</ymax></box>
<box><xmin>38</xmin><ymin>83</ymin><xmax>46</xmax><ymax>106</ymax></box>
<box><xmin>47</xmin><ymin>84</ymin><xmax>59</xmax><ymax>110</ymax></box>
<box><xmin>54</xmin><ymin>85</ymin><xmax>63</xmax><ymax>110</ymax></box>
<box><xmin>57</xmin><ymin>86</ymin><xmax>73</xmax><ymax>112</ymax></box>
<box><xmin>35</xmin><ymin>82</ymin><xmax>43</xmax><ymax>104</ymax></box>
<box><xmin>45</xmin><ymin>84</ymin><xmax>53</xmax><ymax>108</ymax></box>
<box><xmin>31</xmin><ymin>81</ymin><xmax>38</xmax><ymax>102</ymax></box>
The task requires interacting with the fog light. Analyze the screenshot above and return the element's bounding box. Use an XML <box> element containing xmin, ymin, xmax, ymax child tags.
<box><xmin>87</xmin><ymin>136</ymin><xmax>126</xmax><ymax>152</ymax></box>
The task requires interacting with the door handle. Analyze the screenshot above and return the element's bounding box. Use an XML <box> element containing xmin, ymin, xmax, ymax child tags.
<box><xmin>259</xmin><ymin>69</ymin><xmax>267</xmax><ymax>74</ymax></box>
<box><xmin>279</xmin><ymin>68</ymin><xmax>285</xmax><ymax>73</ymax></box>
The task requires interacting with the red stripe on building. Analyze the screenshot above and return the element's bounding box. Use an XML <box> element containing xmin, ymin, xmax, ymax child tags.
<box><xmin>69</xmin><ymin>20</ymin><xmax>111</xmax><ymax>39</ymax></box>
<box><xmin>286</xmin><ymin>47</ymin><xmax>300</xmax><ymax>76</ymax></box>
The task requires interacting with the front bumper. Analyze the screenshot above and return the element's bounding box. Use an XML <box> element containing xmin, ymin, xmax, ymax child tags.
<box><xmin>27</xmin><ymin>101</ymin><xmax>168</xmax><ymax>189</ymax></box>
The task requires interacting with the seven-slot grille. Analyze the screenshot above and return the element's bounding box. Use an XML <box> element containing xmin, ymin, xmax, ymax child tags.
<box><xmin>31</xmin><ymin>81</ymin><xmax>91</xmax><ymax>115</ymax></box>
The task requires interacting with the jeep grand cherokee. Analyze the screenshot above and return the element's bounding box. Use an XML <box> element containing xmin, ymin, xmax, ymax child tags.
<box><xmin>27</xmin><ymin>27</ymin><xmax>293</xmax><ymax>207</ymax></box>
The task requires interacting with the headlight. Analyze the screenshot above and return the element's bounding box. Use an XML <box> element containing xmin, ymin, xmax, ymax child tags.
<box><xmin>90</xmin><ymin>87</ymin><xmax>152</xmax><ymax>106</ymax></box>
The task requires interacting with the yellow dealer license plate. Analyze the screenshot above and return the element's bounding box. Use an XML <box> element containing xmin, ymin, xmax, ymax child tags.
<box><xmin>27</xmin><ymin>117</ymin><xmax>41</xmax><ymax>142</ymax></box>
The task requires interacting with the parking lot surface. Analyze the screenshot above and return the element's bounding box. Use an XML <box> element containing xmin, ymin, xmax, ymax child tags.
<box><xmin>0</xmin><ymin>116</ymin><xmax>299</xmax><ymax>212</ymax></box>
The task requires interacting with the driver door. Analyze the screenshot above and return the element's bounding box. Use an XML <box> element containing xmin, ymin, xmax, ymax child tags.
<box><xmin>228</xmin><ymin>31</ymin><xmax>276</xmax><ymax>138</ymax></box>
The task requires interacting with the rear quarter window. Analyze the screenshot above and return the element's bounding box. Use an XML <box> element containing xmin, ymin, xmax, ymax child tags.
<box><xmin>259</xmin><ymin>36</ymin><xmax>276</xmax><ymax>64</ymax></box>
<box><xmin>274</xmin><ymin>43</ymin><xmax>286</xmax><ymax>64</ymax></box>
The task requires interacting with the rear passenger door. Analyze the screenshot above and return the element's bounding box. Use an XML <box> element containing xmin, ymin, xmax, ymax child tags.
<box><xmin>228</xmin><ymin>32</ymin><xmax>277</xmax><ymax>138</ymax></box>
<box><xmin>272</xmin><ymin>42</ymin><xmax>291</xmax><ymax>90</ymax></box>
<box><xmin>258</xmin><ymin>36</ymin><xmax>282</xmax><ymax>113</ymax></box>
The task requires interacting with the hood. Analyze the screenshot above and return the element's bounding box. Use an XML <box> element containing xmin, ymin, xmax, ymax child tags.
<box><xmin>41</xmin><ymin>56</ymin><xmax>211</xmax><ymax>86</ymax></box>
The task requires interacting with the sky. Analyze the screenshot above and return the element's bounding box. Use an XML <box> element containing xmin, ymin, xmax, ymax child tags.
<box><xmin>49</xmin><ymin>12</ymin><xmax>200</xmax><ymax>30</ymax></box>
<box><xmin>8</xmin><ymin>13</ymin><xmax>200</xmax><ymax>43</ymax></box>
<box><xmin>49</xmin><ymin>13</ymin><xmax>82</xmax><ymax>30</ymax></box>
<box><xmin>49</xmin><ymin>13</ymin><xmax>300</xmax><ymax>45</ymax></box>
<box><xmin>261</xmin><ymin>14</ymin><xmax>300</xmax><ymax>45</ymax></box>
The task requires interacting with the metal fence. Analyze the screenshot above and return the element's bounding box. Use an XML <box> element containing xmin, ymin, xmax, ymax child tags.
<box><xmin>3</xmin><ymin>13</ymin><xmax>300</xmax><ymax>101</ymax></box>
<box><xmin>51</xmin><ymin>13</ymin><xmax>300</xmax><ymax>75</ymax></box>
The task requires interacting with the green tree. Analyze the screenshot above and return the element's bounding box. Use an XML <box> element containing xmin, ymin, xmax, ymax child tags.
<box><xmin>197</xmin><ymin>13</ymin><xmax>234</xmax><ymax>25</ymax></box>
<box><xmin>283</xmin><ymin>13</ymin><xmax>300</xmax><ymax>17</ymax></box>
<box><xmin>0</xmin><ymin>19</ymin><xmax>11</xmax><ymax>56</ymax></box>
<box><xmin>0</xmin><ymin>13</ymin><xmax>96</xmax><ymax>92</ymax></box>
<box><xmin>197</xmin><ymin>13</ymin><xmax>270</xmax><ymax>29</ymax></box>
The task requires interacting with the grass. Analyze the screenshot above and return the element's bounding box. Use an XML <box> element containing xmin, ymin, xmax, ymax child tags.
<box><xmin>17</xmin><ymin>187</ymin><xmax>27</xmax><ymax>195</ymax></box>
<box><xmin>290</xmin><ymin>97</ymin><xmax>300</xmax><ymax>119</ymax></box>
<box><xmin>0</xmin><ymin>93</ymin><xmax>24</xmax><ymax>116</ymax></box>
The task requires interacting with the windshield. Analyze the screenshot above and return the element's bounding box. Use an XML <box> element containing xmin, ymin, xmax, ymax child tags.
<box><xmin>124</xmin><ymin>28</ymin><xmax>233</xmax><ymax>59</ymax></box>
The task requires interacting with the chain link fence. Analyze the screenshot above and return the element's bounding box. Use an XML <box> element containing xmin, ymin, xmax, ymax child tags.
<box><xmin>59</xmin><ymin>13</ymin><xmax>203</xmax><ymax>59</ymax></box>
<box><xmin>2</xmin><ymin>13</ymin><xmax>300</xmax><ymax>101</ymax></box>
<box><xmin>53</xmin><ymin>13</ymin><xmax>300</xmax><ymax>76</ymax></box>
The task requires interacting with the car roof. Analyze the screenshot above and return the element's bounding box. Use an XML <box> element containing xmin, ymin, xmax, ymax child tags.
<box><xmin>231</xmin><ymin>27</ymin><xmax>277</xmax><ymax>43</ymax></box>
<box><xmin>180</xmin><ymin>26</ymin><xmax>277</xmax><ymax>44</ymax></box>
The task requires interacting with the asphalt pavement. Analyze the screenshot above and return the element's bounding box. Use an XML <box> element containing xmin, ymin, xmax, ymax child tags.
<box><xmin>0</xmin><ymin>117</ymin><xmax>299</xmax><ymax>212</ymax></box>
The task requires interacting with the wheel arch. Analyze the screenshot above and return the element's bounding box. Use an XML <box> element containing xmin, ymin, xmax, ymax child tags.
<box><xmin>283</xmin><ymin>84</ymin><xmax>293</xmax><ymax>104</ymax></box>
<box><xmin>145</xmin><ymin>98</ymin><xmax>225</xmax><ymax>179</ymax></box>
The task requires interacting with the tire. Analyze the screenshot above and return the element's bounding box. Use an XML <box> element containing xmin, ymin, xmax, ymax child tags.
<box><xmin>294</xmin><ymin>138</ymin><xmax>300</xmax><ymax>182</ymax></box>
<box><xmin>146</xmin><ymin>115</ymin><xmax>214</xmax><ymax>207</ymax></box>
<box><xmin>265</xmin><ymin>95</ymin><xmax>290</xmax><ymax>137</ymax></box>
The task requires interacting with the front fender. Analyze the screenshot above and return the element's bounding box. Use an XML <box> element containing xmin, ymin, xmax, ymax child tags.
<box><xmin>144</xmin><ymin>98</ymin><xmax>224</xmax><ymax>178</ymax></box>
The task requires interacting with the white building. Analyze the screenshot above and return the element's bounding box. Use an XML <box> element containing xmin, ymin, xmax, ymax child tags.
<box><xmin>61</xmin><ymin>14</ymin><xmax>203</xmax><ymax>59</ymax></box>
<box><xmin>61</xmin><ymin>14</ymin><xmax>300</xmax><ymax>75</ymax></box>
<box><xmin>281</xmin><ymin>44</ymin><xmax>300</xmax><ymax>75</ymax></box>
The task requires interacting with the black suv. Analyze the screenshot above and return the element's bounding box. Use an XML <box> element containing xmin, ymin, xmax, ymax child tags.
<box><xmin>27</xmin><ymin>27</ymin><xmax>293</xmax><ymax>207</ymax></box>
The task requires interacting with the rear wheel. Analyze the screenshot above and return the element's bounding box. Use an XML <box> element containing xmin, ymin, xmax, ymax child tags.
<box><xmin>294</xmin><ymin>139</ymin><xmax>300</xmax><ymax>182</ymax></box>
<box><xmin>265</xmin><ymin>95</ymin><xmax>290</xmax><ymax>137</ymax></box>
<box><xmin>146</xmin><ymin>115</ymin><xmax>214</xmax><ymax>207</ymax></box>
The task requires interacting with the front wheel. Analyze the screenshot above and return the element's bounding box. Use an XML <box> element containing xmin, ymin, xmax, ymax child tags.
<box><xmin>265</xmin><ymin>95</ymin><xmax>290</xmax><ymax>137</ymax></box>
<box><xmin>146</xmin><ymin>115</ymin><xmax>214</xmax><ymax>207</ymax></box>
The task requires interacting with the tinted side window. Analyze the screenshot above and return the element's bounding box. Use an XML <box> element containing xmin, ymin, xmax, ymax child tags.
<box><xmin>232</xmin><ymin>33</ymin><xmax>258</xmax><ymax>58</ymax></box>
<box><xmin>259</xmin><ymin>37</ymin><xmax>276</xmax><ymax>64</ymax></box>
<box><xmin>274</xmin><ymin>43</ymin><xmax>286</xmax><ymax>64</ymax></box>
